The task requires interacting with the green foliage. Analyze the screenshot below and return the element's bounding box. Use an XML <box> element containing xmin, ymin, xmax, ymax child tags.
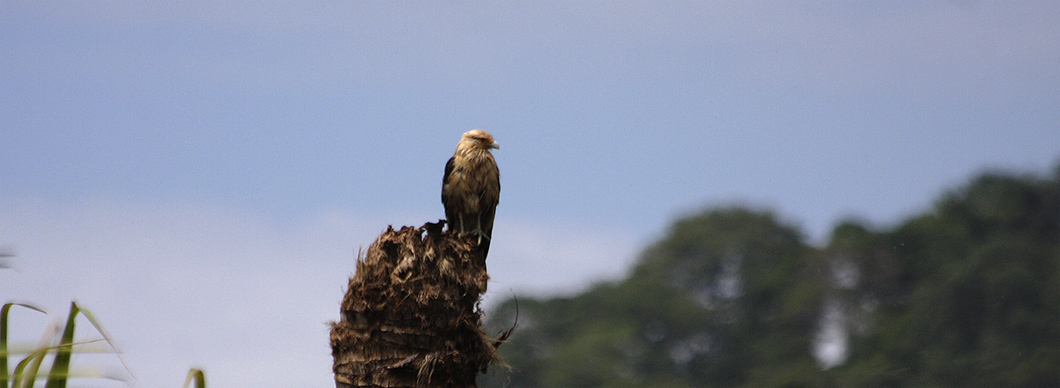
<box><xmin>1</xmin><ymin>300</ymin><xmax>208</xmax><ymax>388</ymax></box>
<box><xmin>484</xmin><ymin>207</ymin><xmax>826</xmax><ymax>387</ymax></box>
<box><xmin>43</xmin><ymin>303</ymin><xmax>78</xmax><ymax>388</ymax></box>
<box><xmin>484</xmin><ymin>167</ymin><xmax>1059</xmax><ymax>387</ymax></box>
<box><xmin>1</xmin><ymin>302</ymin><xmax>121</xmax><ymax>388</ymax></box>
<box><xmin>831</xmin><ymin>169</ymin><xmax>1060</xmax><ymax>387</ymax></box>
<box><xmin>1</xmin><ymin>303</ymin><xmax>47</xmax><ymax>388</ymax></box>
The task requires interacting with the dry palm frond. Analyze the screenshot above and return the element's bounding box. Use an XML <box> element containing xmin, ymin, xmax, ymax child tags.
<box><xmin>330</xmin><ymin>221</ymin><xmax>503</xmax><ymax>388</ymax></box>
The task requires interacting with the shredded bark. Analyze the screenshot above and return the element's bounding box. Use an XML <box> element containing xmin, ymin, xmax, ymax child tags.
<box><xmin>331</xmin><ymin>221</ymin><xmax>501</xmax><ymax>388</ymax></box>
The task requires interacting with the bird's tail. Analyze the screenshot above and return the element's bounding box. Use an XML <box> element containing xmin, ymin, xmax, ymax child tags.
<box><xmin>474</xmin><ymin>234</ymin><xmax>490</xmax><ymax>267</ymax></box>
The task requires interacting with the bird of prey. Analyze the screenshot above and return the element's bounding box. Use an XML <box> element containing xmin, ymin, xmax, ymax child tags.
<box><xmin>442</xmin><ymin>129</ymin><xmax>500</xmax><ymax>258</ymax></box>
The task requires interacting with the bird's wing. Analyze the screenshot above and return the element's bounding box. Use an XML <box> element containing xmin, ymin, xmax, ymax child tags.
<box><xmin>480</xmin><ymin>160</ymin><xmax>500</xmax><ymax>240</ymax></box>
<box><xmin>442</xmin><ymin>157</ymin><xmax>455</xmax><ymax>200</ymax></box>
<box><xmin>442</xmin><ymin>156</ymin><xmax>457</xmax><ymax>225</ymax></box>
<box><xmin>479</xmin><ymin>178</ymin><xmax>499</xmax><ymax>260</ymax></box>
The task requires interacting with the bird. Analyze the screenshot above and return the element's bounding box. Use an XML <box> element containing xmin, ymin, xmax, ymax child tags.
<box><xmin>442</xmin><ymin>129</ymin><xmax>500</xmax><ymax>259</ymax></box>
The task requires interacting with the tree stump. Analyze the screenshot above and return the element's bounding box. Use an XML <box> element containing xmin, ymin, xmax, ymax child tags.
<box><xmin>330</xmin><ymin>221</ymin><xmax>499</xmax><ymax>388</ymax></box>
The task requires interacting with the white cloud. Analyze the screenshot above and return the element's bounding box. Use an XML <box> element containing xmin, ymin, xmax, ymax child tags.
<box><xmin>485</xmin><ymin>219</ymin><xmax>642</xmax><ymax>303</ymax></box>
<box><xmin>0</xmin><ymin>198</ymin><xmax>374</xmax><ymax>388</ymax></box>
<box><xmin>0</xmin><ymin>197</ymin><xmax>635</xmax><ymax>387</ymax></box>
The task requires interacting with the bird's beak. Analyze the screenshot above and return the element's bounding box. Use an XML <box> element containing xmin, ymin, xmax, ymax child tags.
<box><xmin>490</xmin><ymin>141</ymin><xmax>500</xmax><ymax>150</ymax></box>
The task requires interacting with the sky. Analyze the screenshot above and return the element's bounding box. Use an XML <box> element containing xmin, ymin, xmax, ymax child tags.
<box><xmin>2</xmin><ymin>1</ymin><xmax>1058</xmax><ymax>387</ymax></box>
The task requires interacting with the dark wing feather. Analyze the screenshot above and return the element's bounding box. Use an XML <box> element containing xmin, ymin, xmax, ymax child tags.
<box><xmin>442</xmin><ymin>156</ymin><xmax>456</xmax><ymax>230</ymax></box>
<box><xmin>478</xmin><ymin>160</ymin><xmax>500</xmax><ymax>258</ymax></box>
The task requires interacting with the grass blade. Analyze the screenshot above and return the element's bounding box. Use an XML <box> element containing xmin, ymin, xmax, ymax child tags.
<box><xmin>69</xmin><ymin>305</ymin><xmax>132</xmax><ymax>380</ymax></box>
<box><xmin>2</xmin><ymin>303</ymin><xmax>47</xmax><ymax>388</ymax></box>
<box><xmin>183</xmin><ymin>369</ymin><xmax>205</xmax><ymax>388</ymax></box>
<box><xmin>43</xmin><ymin>303</ymin><xmax>78</xmax><ymax>388</ymax></box>
<box><xmin>11</xmin><ymin>346</ymin><xmax>48</xmax><ymax>388</ymax></box>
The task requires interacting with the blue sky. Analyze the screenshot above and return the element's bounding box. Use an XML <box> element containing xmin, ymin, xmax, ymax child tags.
<box><xmin>2</xmin><ymin>2</ymin><xmax>1058</xmax><ymax>387</ymax></box>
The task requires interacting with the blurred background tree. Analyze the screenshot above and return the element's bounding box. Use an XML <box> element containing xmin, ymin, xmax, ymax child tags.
<box><xmin>481</xmin><ymin>165</ymin><xmax>1059</xmax><ymax>387</ymax></box>
<box><xmin>829</xmin><ymin>167</ymin><xmax>1060</xmax><ymax>387</ymax></box>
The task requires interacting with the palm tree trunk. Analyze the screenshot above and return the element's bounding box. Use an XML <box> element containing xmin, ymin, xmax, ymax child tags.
<box><xmin>330</xmin><ymin>221</ymin><xmax>499</xmax><ymax>388</ymax></box>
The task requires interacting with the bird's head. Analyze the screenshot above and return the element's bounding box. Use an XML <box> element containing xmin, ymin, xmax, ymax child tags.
<box><xmin>462</xmin><ymin>129</ymin><xmax>500</xmax><ymax>150</ymax></box>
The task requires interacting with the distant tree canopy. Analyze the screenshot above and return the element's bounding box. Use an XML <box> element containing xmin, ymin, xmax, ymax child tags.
<box><xmin>481</xmin><ymin>166</ymin><xmax>1059</xmax><ymax>388</ymax></box>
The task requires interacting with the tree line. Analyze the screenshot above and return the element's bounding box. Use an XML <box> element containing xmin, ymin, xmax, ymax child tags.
<box><xmin>481</xmin><ymin>165</ymin><xmax>1059</xmax><ymax>387</ymax></box>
